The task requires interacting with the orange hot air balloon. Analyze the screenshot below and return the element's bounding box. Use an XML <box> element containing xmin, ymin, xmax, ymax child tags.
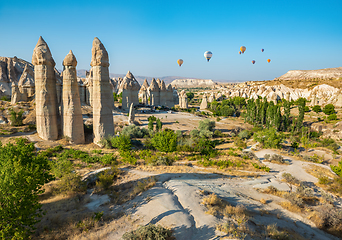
<box><xmin>239</xmin><ymin>51</ymin><xmax>241</xmax><ymax>55</ymax></box>
<box><xmin>177</xmin><ymin>59</ymin><xmax>184</xmax><ymax>66</ymax></box>
<box><xmin>252</xmin><ymin>60</ymin><xmax>255</xmax><ymax>64</ymax></box>
<box><xmin>240</xmin><ymin>46</ymin><xmax>246</xmax><ymax>53</ymax></box>
<box><xmin>267</xmin><ymin>59</ymin><xmax>271</xmax><ymax>63</ymax></box>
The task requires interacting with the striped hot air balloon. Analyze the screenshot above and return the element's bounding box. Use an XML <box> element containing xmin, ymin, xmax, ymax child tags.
<box><xmin>204</xmin><ymin>51</ymin><xmax>212</xmax><ymax>62</ymax></box>
<box><xmin>240</xmin><ymin>46</ymin><xmax>246</xmax><ymax>53</ymax></box>
<box><xmin>177</xmin><ymin>59</ymin><xmax>183</xmax><ymax>66</ymax></box>
<box><xmin>252</xmin><ymin>60</ymin><xmax>256</xmax><ymax>64</ymax></box>
<box><xmin>261</xmin><ymin>49</ymin><xmax>264</xmax><ymax>52</ymax></box>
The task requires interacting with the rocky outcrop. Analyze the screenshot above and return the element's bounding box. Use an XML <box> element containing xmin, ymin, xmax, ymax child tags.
<box><xmin>32</xmin><ymin>36</ymin><xmax>59</xmax><ymax>140</ymax></box>
<box><xmin>62</xmin><ymin>50</ymin><xmax>84</xmax><ymax>144</ymax></box>
<box><xmin>91</xmin><ymin>37</ymin><xmax>115</xmax><ymax>145</ymax></box>
<box><xmin>120</xmin><ymin>71</ymin><xmax>140</xmax><ymax>111</ymax></box>
<box><xmin>18</xmin><ymin>64</ymin><xmax>34</xmax><ymax>98</ymax></box>
<box><xmin>128</xmin><ymin>103</ymin><xmax>135</xmax><ymax>125</ymax></box>
<box><xmin>171</xmin><ymin>78</ymin><xmax>215</xmax><ymax>88</ymax></box>
<box><xmin>11</xmin><ymin>83</ymin><xmax>20</xmax><ymax>104</ymax></box>
<box><xmin>276</xmin><ymin>67</ymin><xmax>342</xmax><ymax>80</ymax></box>
<box><xmin>179</xmin><ymin>90</ymin><xmax>188</xmax><ymax>109</ymax></box>
<box><xmin>200</xmin><ymin>94</ymin><xmax>208</xmax><ymax>110</ymax></box>
<box><xmin>166</xmin><ymin>84</ymin><xmax>174</xmax><ymax>108</ymax></box>
<box><xmin>149</xmin><ymin>78</ymin><xmax>160</xmax><ymax>106</ymax></box>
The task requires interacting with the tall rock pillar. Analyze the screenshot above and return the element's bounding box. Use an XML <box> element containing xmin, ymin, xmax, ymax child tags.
<box><xmin>32</xmin><ymin>36</ymin><xmax>59</xmax><ymax>140</ymax></box>
<box><xmin>91</xmin><ymin>37</ymin><xmax>114</xmax><ymax>144</ymax></box>
<box><xmin>62</xmin><ymin>50</ymin><xmax>85</xmax><ymax>144</ymax></box>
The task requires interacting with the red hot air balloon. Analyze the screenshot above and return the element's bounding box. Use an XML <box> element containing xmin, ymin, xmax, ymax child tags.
<box><xmin>267</xmin><ymin>59</ymin><xmax>271</xmax><ymax>63</ymax></box>
<box><xmin>252</xmin><ymin>60</ymin><xmax>256</xmax><ymax>64</ymax></box>
<box><xmin>239</xmin><ymin>51</ymin><xmax>241</xmax><ymax>55</ymax></box>
<box><xmin>261</xmin><ymin>49</ymin><xmax>264</xmax><ymax>52</ymax></box>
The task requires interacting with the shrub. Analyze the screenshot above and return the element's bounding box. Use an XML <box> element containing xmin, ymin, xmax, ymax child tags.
<box><xmin>253</xmin><ymin>127</ymin><xmax>284</xmax><ymax>149</ymax></box>
<box><xmin>120</xmin><ymin>150</ymin><xmax>137</xmax><ymax>165</ymax></box>
<box><xmin>0</xmin><ymin>138</ymin><xmax>54</xmax><ymax>239</ymax></box>
<box><xmin>54</xmin><ymin>172</ymin><xmax>86</xmax><ymax>195</ymax></box>
<box><xmin>190</xmin><ymin>129</ymin><xmax>200</xmax><ymax>138</ymax></box>
<box><xmin>234</xmin><ymin>137</ymin><xmax>247</xmax><ymax>149</ymax></box>
<box><xmin>270</xmin><ymin>154</ymin><xmax>285</xmax><ymax>164</ymax></box>
<box><xmin>328</xmin><ymin>114</ymin><xmax>337</xmax><ymax>120</ymax></box>
<box><xmin>147</xmin><ymin>156</ymin><xmax>174</xmax><ymax>166</ymax></box>
<box><xmin>241</xmin><ymin>151</ymin><xmax>258</xmax><ymax>160</ymax></box>
<box><xmin>122</xmin><ymin>224</ymin><xmax>173</xmax><ymax>240</ymax></box>
<box><xmin>320</xmin><ymin>138</ymin><xmax>340</xmax><ymax>153</ymax></box>
<box><xmin>156</xmin><ymin>118</ymin><xmax>162</xmax><ymax>131</ymax></box>
<box><xmin>49</xmin><ymin>157</ymin><xmax>74</xmax><ymax>179</ymax></box>
<box><xmin>194</xmin><ymin>137</ymin><xmax>216</xmax><ymax>155</ymax></box>
<box><xmin>282</xmin><ymin>173</ymin><xmax>301</xmax><ymax>185</ymax></box>
<box><xmin>99</xmin><ymin>154</ymin><xmax>117</xmax><ymax>165</ymax></box>
<box><xmin>263</xmin><ymin>154</ymin><xmax>270</xmax><ymax>160</ymax></box>
<box><xmin>312</xmin><ymin>105</ymin><xmax>322</xmax><ymax>113</ymax></box>
<box><xmin>331</xmin><ymin>160</ymin><xmax>342</xmax><ymax>177</ymax></box>
<box><xmin>220</xmin><ymin>105</ymin><xmax>235</xmax><ymax>116</ymax></box>
<box><xmin>9</xmin><ymin>108</ymin><xmax>24</xmax><ymax>126</ymax></box>
<box><xmin>1</xmin><ymin>95</ymin><xmax>10</xmax><ymax>101</ymax></box>
<box><xmin>199</xmin><ymin>129</ymin><xmax>213</xmax><ymax>138</ymax></box>
<box><xmin>96</xmin><ymin>168</ymin><xmax>119</xmax><ymax>191</ymax></box>
<box><xmin>284</xmin><ymin>192</ymin><xmax>304</xmax><ymax>208</ymax></box>
<box><xmin>323</xmin><ymin>104</ymin><xmax>335</xmax><ymax>115</ymax></box>
<box><xmin>111</xmin><ymin>135</ymin><xmax>132</xmax><ymax>151</ymax></box>
<box><xmin>304</xmin><ymin>106</ymin><xmax>310</xmax><ymax>112</ymax></box>
<box><xmin>151</xmin><ymin>129</ymin><xmax>177</xmax><ymax>152</ymax></box>
<box><xmin>238</xmin><ymin>130</ymin><xmax>251</xmax><ymax>140</ymax></box>
<box><xmin>121</xmin><ymin>125</ymin><xmax>149</xmax><ymax>138</ymax></box>
<box><xmin>198</xmin><ymin>119</ymin><xmax>215</xmax><ymax>132</ymax></box>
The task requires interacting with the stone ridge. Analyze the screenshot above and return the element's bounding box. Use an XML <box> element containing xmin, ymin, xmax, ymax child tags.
<box><xmin>276</xmin><ymin>67</ymin><xmax>342</xmax><ymax>80</ymax></box>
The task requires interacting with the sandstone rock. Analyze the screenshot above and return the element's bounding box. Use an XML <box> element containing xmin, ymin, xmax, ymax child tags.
<box><xmin>179</xmin><ymin>90</ymin><xmax>188</xmax><ymax>109</ymax></box>
<box><xmin>120</xmin><ymin>71</ymin><xmax>140</xmax><ymax>110</ymax></box>
<box><xmin>32</xmin><ymin>36</ymin><xmax>59</xmax><ymax>140</ymax></box>
<box><xmin>165</xmin><ymin>84</ymin><xmax>174</xmax><ymax>108</ymax></box>
<box><xmin>149</xmin><ymin>78</ymin><xmax>160</xmax><ymax>106</ymax></box>
<box><xmin>62</xmin><ymin>50</ymin><xmax>85</xmax><ymax>144</ymax></box>
<box><xmin>11</xmin><ymin>83</ymin><xmax>20</xmax><ymax>105</ymax></box>
<box><xmin>200</xmin><ymin>94</ymin><xmax>208</xmax><ymax>110</ymax></box>
<box><xmin>128</xmin><ymin>103</ymin><xmax>135</xmax><ymax>125</ymax></box>
<box><xmin>170</xmin><ymin>78</ymin><xmax>215</xmax><ymax>88</ymax></box>
<box><xmin>277</xmin><ymin>67</ymin><xmax>342</xmax><ymax>80</ymax></box>
<box><xmin>91</xmin><ymin>37</ymin><xmax>115</xmax><ymax>145</ymax></box>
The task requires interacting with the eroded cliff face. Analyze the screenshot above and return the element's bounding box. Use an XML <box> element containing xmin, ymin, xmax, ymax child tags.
<box><xmin>276</xmin><ymin>67</ymin><xmax>342</xmax><ymax>80</ymax></box>
<box><xmin>170</xmin><ymin>79</ymin><xmax>216</xmax><ymax>88</ymax></box>
<box><xmin>0</xmin><ymin>56</ymin><xmax>62</xmax><ymax>97</ymax></box>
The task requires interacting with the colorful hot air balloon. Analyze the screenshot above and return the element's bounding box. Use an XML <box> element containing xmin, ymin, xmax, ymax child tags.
<box><xmin>177</xmin><ymin>59</ymin><xmax>183</xmax><ymax>66</ymax></box>
<box><xmin>267</xmin><ymin>59</ymin><xmax>271</xmax><ymax>63</ymax></box>
<box><xmin>252</xmin><ymin>60</ymin><xmax>256</xmax><ymax>64</ymax></box>
<box><xmin>261</xmin><ymin>49</ymin><xmax>264</xmax><ymax>52</ymax></box>
<box><xmin>239</xmin><ymin>51</ymin><xmax>241</xmax><ymax>55</ymax></box>
<box><xmin>204</xmin><ymin>51</ymin><xmax>212</xmax><ymax>62</ymax></box>
<box><xmin>240</xmin><ymin>46</ymin><xmax>246</xmax><ymax>53</ymax></box>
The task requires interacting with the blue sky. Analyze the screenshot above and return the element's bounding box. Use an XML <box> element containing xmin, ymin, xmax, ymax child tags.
<box><xmin>0</xmin><ymin>0</ymin><xmax>341</xmax><ymax>81</ymax></box>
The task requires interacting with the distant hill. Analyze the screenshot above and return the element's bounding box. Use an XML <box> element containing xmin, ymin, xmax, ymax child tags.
<box><xmin>77</xmin><ymin>69</ymin><xmax>187</xmax><ymax>85</ymax></box>
<box><xmin>170</xmin><ymin>79</ymin><xmax>216</xmax><ymax>88</ymax></box>
<box><xmin>276</xmin><ymin>67</ymin><xmax>342</xmax><ymax>80</ymax></box>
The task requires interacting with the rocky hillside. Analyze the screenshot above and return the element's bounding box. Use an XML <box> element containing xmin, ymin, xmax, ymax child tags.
<box><xmin>276</xmin><ymin>67</ymin><xmax>342</xmax><ymax>80</ymax></box>
<box><xmin>0</xmin><ymin>56</ymin><xmax>61</xmax><ymax>96</ymax></box>
<box><xmin>170</xmin><ymin>79</ymin><xmax>216</xmax><ymax>88</ymax></box>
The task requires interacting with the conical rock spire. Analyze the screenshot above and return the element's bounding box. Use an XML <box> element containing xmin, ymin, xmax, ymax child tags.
<box><xmin>63</xmin><ymin>50</ymin><xmax>77</xmax><ymax>67</ymax></box>
<box><xmin>32</xmin><ymin>36</ymin><xmax>55</xmax><ymax>66</ymax></box>
<box><xmin>90</xmin><ymin>37</ymin><xmax>109</xmax><ymax>67</ymax></box>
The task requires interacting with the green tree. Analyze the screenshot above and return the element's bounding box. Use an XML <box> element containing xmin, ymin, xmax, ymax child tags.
<box><xmin>220</xmin><ymin>105</ymin><xmax>234</xmax><ymax>116</ymax></box>
<box><xmin>312</xmin><ymin>105</ymin><xmax>322</xmax><ymax>113</ymax></box>
<box><xmin>151</xmin><ymin>129</ymin><xmax>177</xmax><ymax>152</ymax></box>
<box><xmin>323</xmin><ymin>104</ymin><xmax>335</xmax><ymax>115</ymax></box>
<box><xmin>148</xmin><ymin>119</ymin><xmax>154</xmax><ymax>131</ymax></box>
<box><xmin>253</xmin><ymin>127</ymin><xmax>284</xmax><ymax>149</ymax></box>
<box><xmin>0</xmin><ymin>138</ymin><xmax>54</xmax><ymax>239</ymax></box>
<box><xmin>296</xmin><ymin>98</ymin><xmax>306</xmax><ymax>132</ymax></box>
<box><xmin>186</xmin><ymin>92</ymin><xmax>194</xmax><ymax>102</ymax></box>
<box><xmin>9</xmin><ymin>109</ymin><xmax>24</xmax><ymax>126</ymax></box>
<box><xmin>283</xmin><ymin>100</ymin><xmax>291</xmax><ymax>131</ymax></box>
<box><xmin>198</xmin><ymin>119</ymin><xmax>215</xmax><ymax>132</ymax></box>
<box><xmin>156</xmin><ymin>118</ymin><xmax>163</xmax><ymax>131</ymax></box>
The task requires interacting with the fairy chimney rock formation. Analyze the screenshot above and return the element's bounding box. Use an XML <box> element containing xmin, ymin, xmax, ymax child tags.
<box><xmin>11</xmin><ymin>83</ymin><xmax>20</xmax><ymax>104</ymax></box>
<box><xmin>179</xmin><ymin>90</ymin><xmax>188</xmax><ymax>109</ymax></box>
<box><xmin>149</xmin><ymin>78</ymin><xmax>160</xmax><ymax>106</ymax></box>
<box><xmin>166</xmin><ymin>84</ymin><xmax>175</xmax><ymax>108</ymax></box>
<box><xmin>18</xmin><ymin>64</ymin><xmax>34</xmax><ymax>99</ymax></box>
<box><xmin>32</xmin><ymin>36</ymin><xmax>59</xmax><ymax>140</ymax></box>
<box><xmin>128</xmin><ymin>103</ymin><xmax>135</xmax><ymax>125</ymax></box>
<box><xmin>200</xmin><ymin>94</ymin><xmax>208</xmax><ymax>110</ymax></box>
<box><xmin>91</xmin><ymin>37</ymin><xmax>115</xmax><ymax>145</ymax></box>
<box><xmin>62</xmin><ymin>50</ymin><xmax>85</xmax><ymax>144</ymax></box>
<box><xmin>120</xmin><ymin>71</ymin><xmax>140</xmax><ymax>110</ymax></box>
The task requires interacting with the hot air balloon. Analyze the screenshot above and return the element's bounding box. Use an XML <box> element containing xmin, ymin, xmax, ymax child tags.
<box><xmin>252</xmin><ymin>60</ymin><xmax>255</xmax><ymax>64</ymax></box>
<box><xmin>204</xmin><ymin>51</ymin><xmax>212</xmax><ymax>62</ymax></box>
<box><xmin>261</xmin><ymin>49</ymin><xmax>264</xmax><ymax>52</ymax></box>
<box><xmin>267</xmin><ymin>59</ymin><xmax>271</xmax><ymax>63</ymax></box>
<box><xmin>240</xmin><ymin>46</ymin><xmax>246</xmax><ymax>53</ymax></box>
<box><xmin>239</xmin><ymin>51</ymin><xmax>241</xmax><ymax>55</ymax></box>
<box><xmin>177</xmin><ymin>59</ymin><xmax>183</xmax><ymax>67</ymax></box>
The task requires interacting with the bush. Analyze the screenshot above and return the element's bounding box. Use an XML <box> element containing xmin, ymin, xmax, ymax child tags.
<box><xmin>9</xmin><ymin>108</ymin><xmax>24</xmax><ymax>126</ymax></box>
<box><xmin>121</xmin><ymin>125</ymin><xmax>149</xmax><ymax>138</ymax></box>
<box><xmin>331</xmin><ymin>160</ymin><xmax>342</xmax><ymax>177</ymax></box>
<box><xmin>238</xmin><ymin>130</ymin><xmax>251</xmax><ymax>140</ymax></box>
<box><xmin>120</xmin><ymin>150</ymin><xmax>137</xmax><ymax>165</ymax></box>
<box><xmin>270</xmin><ymin>154</ymin><xmax>285</xmax><ymax>164</ymax></box>
<box><xmin>111</xmin><ymin>135</ymin><xmax>132</xmax><ymax>151</ymax></box>
<box><xmin>253</xmin><ymin>127</ymin><xmax>284</xmax><ymax>149</ymax></box>
<box><xmin>95</xmin><ymin>168</ymin><xmax>119</xmax><ymax>191</ymax></box>
<box><xmin>147</xmin><ymin>156</ymin><xmax>174</xmax><ymax>166</ymax></box>
<box><xmin>0</xmin><ymin>138</ymin><xmax>54</xmax><ymax>239</ymax></box>
<box><xmin>49</xmin><ymin>157</ymin><xmax>74</xmax><ymax>179</ymax></box>
<box><xmin>319</xmin><ymin>138</ymin><xmax>340</xmax><ymax>153</ymax></box>
<box><xmin>241</xmin><ymin>151</ymin><xmax>258</xmax><ymax>160</ymax></box>
<box><xmin>291</xmin><ymin>141</ymin><xmax>299</xmax><ymax>149</ymax></box>
<box><xmin>328</xmin><ymin>114</ymin><xmax>337</xmax><ymax>120</ymax></box>
<box><xmin>323</xmin><ymin>104</ymin><xmax>335</xmax><ymax>115</ymax></box>
<box><xmin>122</xmin><ymin>224</ymin><xmax>173</xmax><ymax>240</ymax></box>
<box><xmin>234</xmin><ymin>137</ymin><xmax>247</xmax><ymax>149</ymax></box>
<box><xmin>263</xmin><ymin>154</ymin><xmax>270</xmax><ymax>160</ymax></box>
<box><xmin>99</xmin><ymin>154</ymin><xmax>117</xmax><ymax>165</ymax></box>
<box><xmin>151</xmin><ymin>129</ymin><xmax>177</xmax><ymax>152</ymax></box>
<box><xmin>214</xmin><ymin>130</ymin><xmax>223</xmax><ymax>137</ymax></box>
<box><xmin>198</xmin><ymin>119</ymin><xmax>215</xmax><ymax>132</ymax></box>
<box><xmin>220</xmin><ymin>106</ymin><xmax>235</xmax><ymax>116</ymax></box>
<box><xmin>194</xmin><ymin>137</ymin><xmax>216</xmax><ymax>155</ymax></box>
<box><xmin>304</xmin><ymin>106</ymin><xmax>310</xmax><ymax>112</ymax></box>
<box><xmin>54</xmin><ymin>172</ymin><xmax>86</xmax><ymax>195</ymax></box>
<box><xmin>282</xmin><ymin>173</ymin><xmax>301</xmax><ymax>185</ymax></box>
<box><xmin>312</xmin><ymin>105</ymin><xmax>322</xmax><ymax>113</ymax></box>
